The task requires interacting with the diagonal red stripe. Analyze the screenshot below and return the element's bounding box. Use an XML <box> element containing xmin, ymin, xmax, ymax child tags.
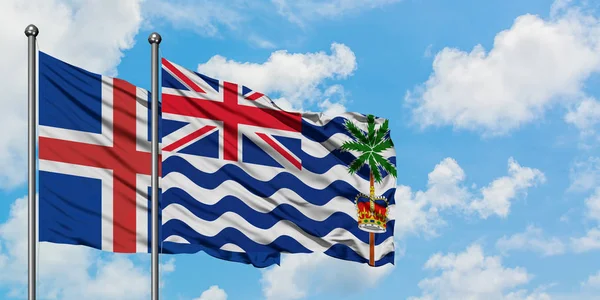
<box><xmin>162</xmin><ymin>58</ymin><xmax>206</xmax><ymax>93</ymax></box>
<box><xmin>256</xmin><ymin>132</ymin><xmax>302</xmax><ymax>170</ymax></box>
<box><xmin>245</xmin><ymin>92</ymin><xmax>264</xmax><ymax>100</ymax></box>
<box><xmin>163</xmin><ymin>125</ymin><xmax>217</xmax><ymax>152</ymax></box>
<box><xmin>161</xmin><ymin>58</ymin><xmax>302</xmax><ymax>165</ymax></box>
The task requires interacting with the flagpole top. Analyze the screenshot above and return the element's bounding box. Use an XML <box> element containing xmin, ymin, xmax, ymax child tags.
<box><xmin>148</xmin><ymin>32</ymin><xmax>162</xmax><ymax>44</ymax></box>
<box><xmin>24</xmin><ymin>24</ymin><xmax>39</xmax><ymax>37</ymax></box>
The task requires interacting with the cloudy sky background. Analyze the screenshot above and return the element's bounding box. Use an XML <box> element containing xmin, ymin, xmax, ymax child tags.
<box><xmin>1</xmin><ymin>0</ymin><xmax>600</xmax><ymax>299</ymax></box>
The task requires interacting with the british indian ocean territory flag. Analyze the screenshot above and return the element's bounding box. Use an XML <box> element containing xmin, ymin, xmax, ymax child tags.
<box><xmin>159</xmin><ymin>58</ymin><xmax>397</xmax><ymax>267</ymax></box>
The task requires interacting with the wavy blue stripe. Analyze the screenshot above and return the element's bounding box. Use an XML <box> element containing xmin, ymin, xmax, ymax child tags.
<box><xmin>300</xmin><ymin>148</ymin><xmax>357</xmax><ymax>175</ymax></box>
<box><xmin>301</xmin><ymin>116</ymin><xmax>392</xmax><ymax>143</ymax></box>
<box><xmin>162</xmin><ymin>242</ymin><xmax>281</xmax><ymax>268</ymax></box>
<box><xmin>163</xmin><ymin>156</ymin><xmax>396</xmax><ymax>205</ymax></box>
<box><xmin>172</xmin><ymin>244</ymin><xmax>281</xmax><ymax>268</ymax></box>
<box><xmin>324</xmin><ymin>243</ymin><xmax>395</xmax><ymax>266</ymax></box>
<box><xmin>299</xmin><ymin>118</ymin><xmax>396</xmax><ymax>179</ymax></box>
<box><xmin>160</xmin><ymin>220</ymin><xmax>394</xmax><ymax>267</ymax></box>
<box><xmin>163</xmin><ymin>188</ymin><xmax>395</xmax><ymax>244</ymax></box>
<box><xmin>161</xmin><ymin>220</ymin><xmax>308</xmax><ymax>267</ymax></box>
<box><xmin>300</xmin><ymin>148</ymin><xmax>395</xmax><ymax>181</ymax></box>
<box><xmin>302</xmin><ymin>117</ymin><xmax>353</xmax><ymax>143</ymax></box>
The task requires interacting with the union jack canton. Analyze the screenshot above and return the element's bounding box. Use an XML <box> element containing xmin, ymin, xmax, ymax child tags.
<box><xmin>160</xmin><ymin>58</ymin><xmax>302</xmax><ymax>168</ymax></box>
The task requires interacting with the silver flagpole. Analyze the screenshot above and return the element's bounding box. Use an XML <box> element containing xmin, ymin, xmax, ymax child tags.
<box><xmin>25</xmin><ymin>24</ymin><xmax>39</xmax><ymax>300</ymax></box>
<box><xmin>148</xmin><ymin>32</ymin><xmax>162</xmax><ymax>300</ymax></box>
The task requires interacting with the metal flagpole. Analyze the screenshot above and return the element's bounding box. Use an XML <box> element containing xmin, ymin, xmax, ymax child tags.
<box><xmin>148</xmin><ymin>32</ymin><xmax>162</xmax><ymax>300</ymax></box>
<box><xmin>25</xmin><ymin>24</ymin><xmax>39</xmax><ymax>300</ymax></box>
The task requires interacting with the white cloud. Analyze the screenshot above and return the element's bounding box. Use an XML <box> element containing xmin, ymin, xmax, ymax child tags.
<box><xmin>408</xmin><ymin>244</ymin><xmax>544</xmax><ymax>300</ymax></box>
<box><xmin>0</xmin><ymin>0</ymin><xmax>144</xmax><ymax>189</ymax></box>
<box><xmin>570</xmin><ymin>186</ymin><xmax>600</xmax><ymax>253</ymax></box>
<box><xmin>423</xmin><ymin>157</ymin><xmax>471</xmax><ymax>209</ymax></box>
<box><xmin>145</xmin><ymin>0</ymin><xmax>400</xmax><ymax>37</ymax></box>
<box><xmin>565</xmin><ymin>97</ymin><xmax>600</xmax><ymax>139</ymax></box>
<box><xmin>141</xmin><ymin>1</ymin><xmax>282</xmax><ymax>49</ymax></box>
<box><xmin>160</xmin><ymin>258</ymin><xmax>176</xmax><ymax>273</ymax></box>
<box><xmin>317</xmin><ymin>85</ymin><xmax>348</xmax><ymax>116</ymax></box>
<box><xmin>75</xmin><ymin>256</ymin><xmax>150</xmax><ymax>300</ymax></box>
<box><xmin>571</xmin><ymin>228</ymin><xmax>600</xmax><ymax>253</ymax></box>
<box><xmin>194</xmin><ymin>285</ymin><xmax>228</xmax><ymax>300</ymax></box>
<box><xmin>393</xmin><ymin>184</ymin><xmax>446</xmax><ymax>238</ymax></box>
<box><xmin>196</xmin><ymin>43</ymin><xmax>356</xmax><ymax>110</ymax></box>
<box><xmin>504</xmin><ymin>289</ymin><xmax>552</xmax><ymax>300</ymax></box>
<box><xmin>318</xmin><ymin>99</ymin><xmax>347</xmax><ymax>116</ymax></box>
<box><xmin>469</xmin><ymin>158</ymin><xmax>546</xmax><ymax>219</ymax></box>
<box><xmin>0</xmin><ymin>197</ymin><xmax>173</xmax><ymax>299</ymax></box>
<box><xmin>569</xmin><ymin>157</ymin><xmax>600</xmax><ymax>193</ymax></box>
<box><xmin>393</xmin><ymin>157</ymin><xmax>469</xmax><ymax>238</ymax></box>
<box><xmin>143</xmin><ymin>0</ymin><xmax>244</xmax><ymax>37</ymax></box>
<box><xmin>260</xmin><ymin>253</ymin><xmax>393</xmax><ymax>300</ymax></box>
<box><xmin>262</xmin><ymin>84</ymin><xmax>348</xmax><ymax>116</ymax></box>
<box><xmin>395</xmin><ymin>157</ymin><xmax>545</xmax><ymax>238</ymax></box>
<box><xmin>496</xmin><ymin>225</ymin><xmax>566</xmax><ymax>256</ymax></box>
<box><xmin>307</xmin><ymin>156</ymin><xmax>537</xmax><ymax>256</ymax></box>
<box><xmin>581</xmin><ymin>270</ymin><xmax>600</xmax><ymax>289</ymax></box>
<box><xmin>272</xmin><ymin>0</ymin><xmax>402</xmax><ymax>26</ymax></box>
<box><xmin>406</xmin><ymin>4</ymin><xmax>600</xmax><ymax>136</ymax></box>
<box><xmin>585</xmin><ymin>188</ymin><xmax>600</xmax><ymax>222</ymax></box>
<box><xmin>550</xmin><ymin>0</ymin><xmax>574</xmax><ymax>17</ymax></box>
<box><xmin>143</xmin><ymin>0</ymin><xmax>398</xmax><ymax>48</ymax></box>
<box><xmin>424</xmin><ymin>44</ymin><xmax>434</xmax><ymax>58</ymax></box>
<box><xmin>248</xmin><ymin>35</ymin><xmax>278</xmax><ymax>49</ymax></box>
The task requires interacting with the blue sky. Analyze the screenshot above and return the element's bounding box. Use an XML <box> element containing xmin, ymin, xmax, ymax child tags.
<box><xmin>1</xmin><ymin>0</ymin><xmax>600</xmax><ymax>299</ymax></box>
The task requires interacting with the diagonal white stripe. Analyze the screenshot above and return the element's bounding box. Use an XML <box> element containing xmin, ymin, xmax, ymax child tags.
<box><xmin>162</xmin><ymin>60</ymin><xmax>221</xmax><ymax>100</ymax></box>
<box><xmin>251</xmin><ymin>133</ymin><xmax>301</xmax><ymax>170</ymax></box>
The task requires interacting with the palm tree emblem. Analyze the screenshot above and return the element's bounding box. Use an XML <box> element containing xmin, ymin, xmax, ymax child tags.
<box><xmin>341</xmin><ymin>114</ymin><xmax>396</xmax><ymax>182</ymax></box>
<box><xmin>340</xmin><ymin>114</ymin><xmax>396</xmax><ymax>266</ymax></box>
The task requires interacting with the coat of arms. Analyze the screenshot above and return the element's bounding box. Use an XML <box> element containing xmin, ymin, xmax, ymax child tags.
<box><xmin>340</xmin><ymin>114</ymin><xmax>396</xmax><ymax>265</ymax></box>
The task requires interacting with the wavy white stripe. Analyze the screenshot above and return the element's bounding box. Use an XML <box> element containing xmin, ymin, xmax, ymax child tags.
<box><xmin>302</xmin><ymin>132</ymin><xmax>350</xmax><ymax>158</ymax></box>
<box><xmin>163</xmin><ymin>152</ymin><xmax>396</xmax><ymax>192</ymax></box>
<box><xmin>162</xmin><ymin>206</ymin><xmax>394</xmax><ymax>261</ymax></box>
<box><xmin>302</xmin><ymin>111</ymin><xmax>387</xmax><ymax>127</ymax></box>
<box><xmin>220</xmin><ymin>243</ymin><xmax>245</xmax><ymax>252</ymax></box>
<box><xmin>160</xmin><ymin>236</ymin><xmax>255</xmax><ymax>254</ymax></box>
<box><xmin>163</xmin><ymin>235</ymin><xmax>189</xmax><ymax>244</ymax></box>
<box><xmin>301</xmin><ymin>132</ymin><xmax>396</xmax><ymax>159</ymax></box>
<box><xmin>163</xmin><ymin>172</ymin><xmax>396</xmax><ymax>221</ymax></box>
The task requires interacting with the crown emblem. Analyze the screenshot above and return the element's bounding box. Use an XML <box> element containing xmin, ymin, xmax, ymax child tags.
<box><xmin>354</xmin><ymin>193</ymin><xmax>389</xmax><ymax>233</ymax></box>
<box><xmin>339</xmin><ymin>114</ymin><xmax>397</xmax><ymax>266</ymax></box>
